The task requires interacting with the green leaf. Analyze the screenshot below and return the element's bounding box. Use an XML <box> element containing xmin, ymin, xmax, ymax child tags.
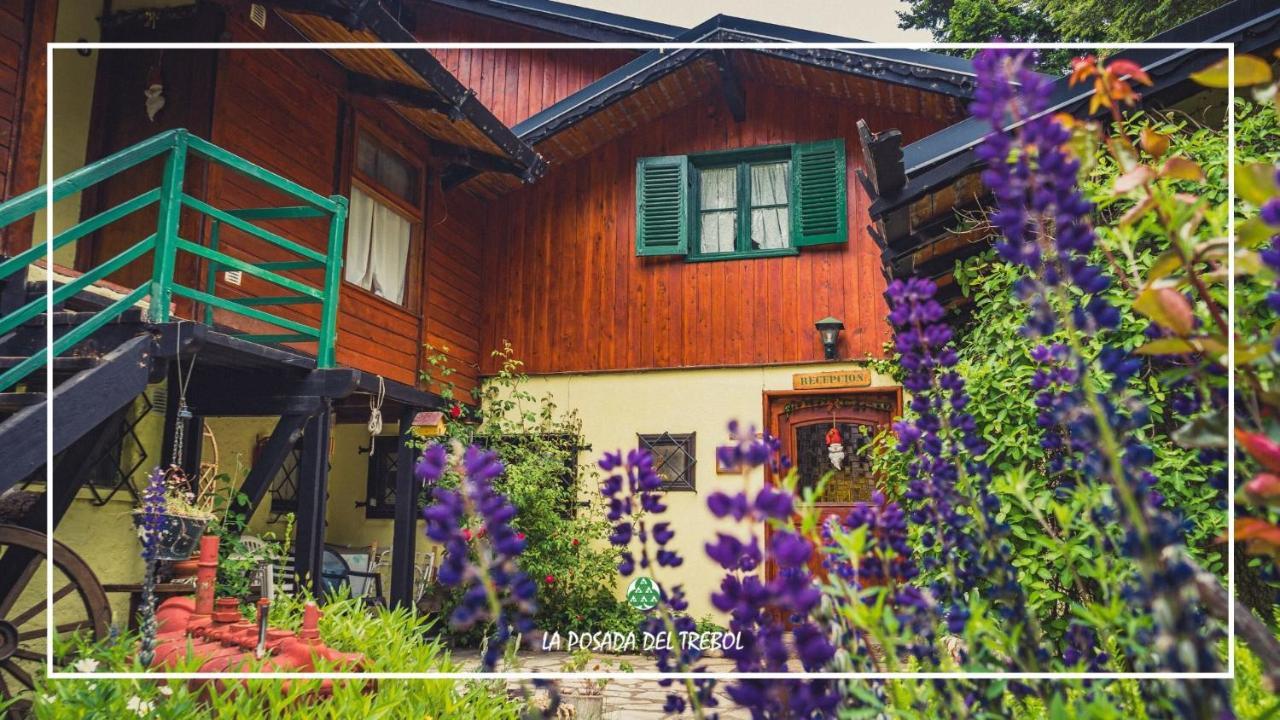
<box><xmin>1190</xmin><ymin>55</ymin><xmax>1274</xmax><ymax>88</ymax></box>
<box><xmin>1238</xmin><ymin>162</ymin><xmax>1280</xmax><ymax>206</ymax></box>
<box><xmin>1145</xmin><ymin>249</ymin><xmax>1182</xmax><ymax>282</ymax></box>
<box><xmin>1134</xmin><ymin>337</ymin><xmax>1197</xmax><ymax>355</ymax></box>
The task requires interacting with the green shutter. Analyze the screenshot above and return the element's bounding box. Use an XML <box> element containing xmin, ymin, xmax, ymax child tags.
<box><xmin>790</xmin><ymin>139</ymin><xmax>847</xmax><ymax>247</ymax></box>
<box><xmin>636</xmin><ymin>155</ymin><xmax>689</xmax><ymax>257</ymax></box>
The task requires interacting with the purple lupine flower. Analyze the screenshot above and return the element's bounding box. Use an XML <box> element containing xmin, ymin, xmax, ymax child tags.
<box><xmin>1262</xmin><ymin>192</ymin><xmax>1280</xmax><ymax>226</ymax></box>
<box><xmin>597</xmin><ymin>448</ymin><xmax>712</xmax><ymax>714</ymax></box>
<box><xmin>601</xmin><ymin>447</ymin><xmax>682</xmax><ymax>574</ymax></box>
<box><xmin>137</xmin><ymin>466</ymin><xmax>169</xmax><ymax>668</ymax></box>
<box><xmin>139</xmin><ymin>467</ymin><xmax>168</xmax><ymax>563</ymax></box>
<box><xmin>971</xmin><ymin>48</ymin><xmax>1227</xmax><ymax>688</ymax></box>
<box><xmin>419</xmin><ymin>443</ymin><xmax>535</xmax><ymax>670</ymax></box>
<box><xmin>885</xmin><ymin>278</ymin><xmax>1031</xmax><ymax>662</ymax></box>
<box><xmin>415</xmin><ymin>442</ymin><xmax>448</xmax><ymax>483</ymax></box>
<box><xmin>704</xmin><ymin>422</ymin><xmax>841</xmax><ymax>715</ymax></box>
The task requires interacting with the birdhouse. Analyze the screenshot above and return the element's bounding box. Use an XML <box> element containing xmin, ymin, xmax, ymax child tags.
<box><xmin>410</xmin><ymin>411</ymin><xmax>447</xmax><ymax>438</ymax></box>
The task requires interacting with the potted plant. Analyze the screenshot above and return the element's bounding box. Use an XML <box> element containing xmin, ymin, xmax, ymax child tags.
<box><xmin>559</xmin><ymin>648</ymin><xmax>631</xmax><ymax>720</ymax></box>
<box><xmin>131</xmin><ymin>466</ymin><xmax>217</xmax><ymax>562</ymax></box>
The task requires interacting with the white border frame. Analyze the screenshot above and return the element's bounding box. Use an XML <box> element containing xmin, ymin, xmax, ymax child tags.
<box><xmin>42</xmin><ymin>39</ymin><xmax>1235</xmax><ymax>682</ymax></box>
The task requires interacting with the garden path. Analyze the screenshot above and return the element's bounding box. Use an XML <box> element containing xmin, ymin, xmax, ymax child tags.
<box><xmin>454</xmin><ymin>650</ymin><xmax>751</xmax><ymax>719</ymax></box>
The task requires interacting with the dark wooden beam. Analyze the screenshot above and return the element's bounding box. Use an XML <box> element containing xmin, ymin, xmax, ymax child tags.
<box><xmin>347</xmin><ymin>72</ymin><xmax>453</xmax><ymax>115</ymax></box>
<box><xmin>430</xmin><ymin>139</ymin><xmax>530</xmax><ymax>178</ymax></box>
<box><xmin>185</xmin><ymin>393</ymin><xmax>326</xmax><ymax>417</ymax></box>
<box><xmin>10</xmin><ymin>405</ymin><xmax>134</xmax><ymax>532</ymax></box>
<box><xmin>229</xmin><ymin>413</ymin><xmax>310</xmax><ymax>531</ymax></box>
<box><xmin>389</xmin><ymin>405</ymin><xmax>421</xmax><ymax>610</ymax></box>
<box><xmin>712</xmin><ymin>51</ymin><xmax>746</xmax><ymax>123</ymax></box>
<box><xmin>0</xmin><ymin>335</ymin><xmax>156</xmax><ymax>492</ymax></box>
<box><xmin>857</xmin><ymin>119</ymin><xmax>905</xmax><ymax>196</ymax></box>
<box><xmin>185</xmin><ymin>367</ymin><xmax>359</xmax><ymax>407</ymax></box>
<box><xmin>294</xmin><ymin>407</ymin><xmax>332</xmax><ymax>597</ymax></box>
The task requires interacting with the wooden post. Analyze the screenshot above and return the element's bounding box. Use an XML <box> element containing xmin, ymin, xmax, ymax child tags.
<box><xmin>229</xmin><ymin>413</ymin><xmax>309</xmax><ymax>532</ymax></box>
<box><xmin>389</xmin><ymin>405</ymin><xmax>420</xmax><ymax>610</ymax></box>
<box><xmin>148</xmin><ymin>130</ymin><xmax>188</xmax><ymax>323</ymax></box>
<box><xmin>294</xmin><ymin>405</ymin><xmax>332</xmax><ymax>597</ymax></box>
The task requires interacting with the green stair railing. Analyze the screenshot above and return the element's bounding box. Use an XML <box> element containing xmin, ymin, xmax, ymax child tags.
<box><xmin>0</xmin><ymin>128</ymin><xmax>348</xmax><ymax>393</ymax></box>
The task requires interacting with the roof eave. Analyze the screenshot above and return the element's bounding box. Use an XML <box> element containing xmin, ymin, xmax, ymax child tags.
<box><xmin>425</xmin><ymin>0</ymin><xmax>686</xmax><ymax>41</ymax></box>
<box><xmin>513</xmin><ymin>17</ymin><xmax>986</xmax><ymax>146</ymax></box>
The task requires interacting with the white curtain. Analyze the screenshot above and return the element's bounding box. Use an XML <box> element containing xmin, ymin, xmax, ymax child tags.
<box><xmin>699</xmin><ymin>166</ymin><xmax>737</xmax><ymax>254</ymax></box>
<box><xmin>370</xmin><ymin>200</ymin><xmax>410</xmax><ymax>304</ymax></box>
<box><xmin>345</xmin><ymin>186</ymin><xmax>411</xmax><ymax>305</ymax></box>
<box><xmin>750</xmin><ymin>162</ymin><xmax>789</xmax><ymax>250</ymax></box>
<box><xmin>345</xmin><ymin>186</ymin><xmax>375</xmax><ymax>288</ymax></box>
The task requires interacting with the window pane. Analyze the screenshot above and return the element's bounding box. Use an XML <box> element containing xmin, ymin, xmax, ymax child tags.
<box><xmin>356</xmin><ymin>134</ymin><xmax>378</xmax><ymax>179</ymax></box>
<box><xmin>699</xmin><ymin>166</ymin><xmax>737</xmax><ymax>210</ymax></box>
<box><xmin>377</xmin><ymin>150</ymin><xmax>415</xmax><ymax>201</ymax></box>
<box><xmin>751</xmin><ymin>207</ymin><xmax>789</xmax><ymax>249</ymax></box>
<box><xmin>700</xmin><ymin>211</ymin><xmax>736</xmax><ymax>254</ymax></box>
<box><xmin>750</xmin><ymin>161</ymin><xmax>789</xmax><ymax>206</ymax></box>
<box><xmin>356</xmin><ymin>132</ymin><xmax>419</xmax><ymax>205</ymax></box>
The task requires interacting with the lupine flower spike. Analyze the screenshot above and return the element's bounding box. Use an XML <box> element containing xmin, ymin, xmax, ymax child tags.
<box><xmin>417</xmin><ymin>443</ymin><xmax>536</xmax><ymax>670</ymax></box>
<box><xmin>137</xmin><ymin>467</ymin><xmax>167</xmax><ymax>668</ymax></box>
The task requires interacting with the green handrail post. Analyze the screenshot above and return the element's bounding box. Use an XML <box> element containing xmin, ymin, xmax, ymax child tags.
<box><xmin>317</xmin><ymin>194</ymin><xmax>347</xmax><ymax>368</ymax></box>
<box><xmin>148</xmin><ymin>129</ymin><xmax>188</xmax><ymax>323</ymax></box>
<box><xmin>204</xmin><ymin>219</ymin><xmax>221</xmax><ymax>326</ymax></box>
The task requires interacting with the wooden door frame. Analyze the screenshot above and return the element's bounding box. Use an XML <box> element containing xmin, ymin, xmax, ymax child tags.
<box><xmin>761</xmin><ymin>385</ymin><xmax>902</xmax><ymax>583</ymax></box>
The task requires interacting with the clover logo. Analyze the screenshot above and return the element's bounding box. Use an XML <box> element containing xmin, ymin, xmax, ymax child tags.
<box><xmin>626</xmin><ymin>576</ymin><xmax>661</xmax><ymax>610</ymax></box>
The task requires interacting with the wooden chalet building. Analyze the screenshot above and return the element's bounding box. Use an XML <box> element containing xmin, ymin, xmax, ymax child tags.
<box><xmin>0</xmin><ymin>0</ymin><xmax>1274</xmax><ymax>646</ymax></box>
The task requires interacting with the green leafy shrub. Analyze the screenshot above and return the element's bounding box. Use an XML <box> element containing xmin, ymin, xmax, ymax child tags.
<box><xmin>422</xmin><ymin>342</ymin><xmax>640</xmax><ymax>643</ymax></box>
<box><xmin>871</xmin><ymin>106</ymin><xmax>1239</xmax><ymax>645</ymax></box>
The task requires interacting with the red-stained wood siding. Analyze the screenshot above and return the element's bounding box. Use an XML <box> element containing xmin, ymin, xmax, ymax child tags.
<box><xmin>479</xmin><ymin>82</ymin><xmax>962</xmax><ymax>375</ymax></box>
<box><xmin>0</xmin><ymin>0</ymin><xmax>48</xmax><ymax>229</ymax></box>
<box><xmin>423</xmin><ymin>189</ymin><xmax>486</xmax><ymax>398</ymax></box>
<box><xmin>0</xmin><ymin>0</ymin><xmax>28</xmax><ymax>203</ymax></box>
<box><xmin>203</xmin><ymin>15</ymin><xmax>428</xmax><ymax>386</ymax></box>
<box><xmin>414</xmin><ymin>5</ymin><xmax>636</xmax><ymax>127</ymax></box>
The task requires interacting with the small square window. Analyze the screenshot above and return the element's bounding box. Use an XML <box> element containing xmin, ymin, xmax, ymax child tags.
<box><xmin>638</xmin><ymin>433</ymin><xmax>696</xmax><ymax>492</ymax></box>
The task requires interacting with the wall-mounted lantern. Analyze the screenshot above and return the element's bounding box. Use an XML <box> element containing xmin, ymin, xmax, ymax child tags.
<box><xmin>815</xmin><ymin>316</ymin><xmax>844</xmax><ymax>360</ymax></box>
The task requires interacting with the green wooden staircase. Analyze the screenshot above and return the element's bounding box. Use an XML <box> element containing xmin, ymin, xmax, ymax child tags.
<box><xmin>0</xmin><ymin>129</ymin><xmax>348</xmax><ymax>495</ymax></box>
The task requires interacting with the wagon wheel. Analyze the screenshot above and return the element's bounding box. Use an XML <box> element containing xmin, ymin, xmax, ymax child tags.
<box><xmin>0</xmin><ymin>524</ymin><xmax>110</xmax><ymax>718</ymax></box>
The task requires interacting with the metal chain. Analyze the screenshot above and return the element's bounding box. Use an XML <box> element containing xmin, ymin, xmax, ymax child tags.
<box><xmin>171</xmin><ymin>321</ymin><xmax>199</xmax><ymax>470</ymax></box>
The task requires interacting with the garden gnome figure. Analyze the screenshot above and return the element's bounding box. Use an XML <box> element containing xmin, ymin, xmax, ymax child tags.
<box><xmin>826</xmin><ymin>426</ymin><xmax>845</xmax><ymax>470</ymax></box>
<box><xmin>144</xmin><ymin>62</ymin><xmax>165</xmax><ymax>122</ymax></box>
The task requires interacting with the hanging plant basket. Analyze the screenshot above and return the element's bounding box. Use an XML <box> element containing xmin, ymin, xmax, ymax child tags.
<box><xmin>131</xmin><ymin>511</ymin><xmax>210</xmax><ymax>562</ymax></box>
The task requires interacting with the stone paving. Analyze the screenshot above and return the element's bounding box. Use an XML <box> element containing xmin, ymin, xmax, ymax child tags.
<box><xmin>454</xmin><ymin>649</ymin><xmax>751</xmax><ymax>719</ymax></box>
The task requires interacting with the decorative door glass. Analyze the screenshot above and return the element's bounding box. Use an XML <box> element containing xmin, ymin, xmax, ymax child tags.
<box><xmin>792</xmin><ymin>421</ymin><xmax>876</xmax><ymax>504</ymax></box>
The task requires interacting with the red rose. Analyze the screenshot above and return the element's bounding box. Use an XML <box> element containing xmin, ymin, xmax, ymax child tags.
<box><xmin>545</xmin><ymin>574</ymin><xmax>555</xmax><ymax>584</ymax></box>
<box><xmin>516</xmin><ymin>532</ymin><xmax>526</xmax><ymax>541</ymax></box>
<box><xmin>449</xmin><ymin>404</ymin><xmax>462</xmax><ymax>419</ymax></box>
<box><xmin>461</xmin><ymin>528</ymin><xmax>473</xmax><ymax>542</ymax></box>
<box><xmin>477</xmin><ymin>526</ymin><xmax>487</xmax><ymax>539</ymax></box>
<box><xmin>571</xmin><ymin>538</ymin><xmax>579</xmax><ymax>547</ymax></box>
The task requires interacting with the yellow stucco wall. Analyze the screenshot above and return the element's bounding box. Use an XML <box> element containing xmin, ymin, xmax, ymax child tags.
<box><xmin>504</xmin><ymin>362</ymin><xmax>897</xmax><ymax>621</ymax></box>
<box><xmin>50</xmin><ymin>407</ymin><xmax>431</xmax><ymax>629</ymax></box>
<box><xmin>49</xmin><ymin>357</ymin><xmax>893</xmax><ymax>628</ymax></box>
